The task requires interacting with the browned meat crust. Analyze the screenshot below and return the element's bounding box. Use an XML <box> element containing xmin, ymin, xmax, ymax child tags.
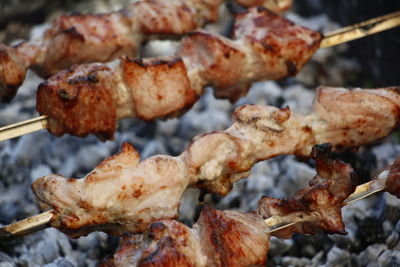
<box><xmin>0</xmin><ymin>0</ymin><xmax>223</xmax><ymax>102</ymax></box>
<box><xmin>36</xmin><ymin>8</ymin><xmax>322</xmax><ymax>138</ymax></box>
<box><xmin>122</xmin><ymin>57</ymin><xmax>198</xmax><ymax>121</ymax></box>
<box><xmin>32</xmin><ymin>86</ymin><xmax>399</xmax><ymax>237</ymax></box>
<box><xmin>102</xmin><ymin>148</ymin><xmax>356</xmax><ymax>266</ymax></box>
<box><xmin>36</xmin><ymin>64</ymin><xmax>118</xmax><ymax>139</ymax></box>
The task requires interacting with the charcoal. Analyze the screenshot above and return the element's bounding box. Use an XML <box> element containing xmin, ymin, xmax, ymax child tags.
<box><xmin>44</xmin><ymin>258</ymin><xmax>75</xmax><ymax>267</ymax></box>
<box><xmin>326</xmin><ymin>246</ymin><xmax>351</xmax><ymax>266</ymax></box>
<box><xmin>358</xmin><ymin>244</ymin><xmax>388</xmax><ymax>266</ymax></box>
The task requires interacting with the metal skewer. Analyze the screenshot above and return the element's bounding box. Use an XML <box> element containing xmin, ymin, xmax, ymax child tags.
<box><xmin>0</xmin><ymin>10</ymin><xmax>399</xmax><ymax>143</ymax></box>
<box><xmin>0</xmin><ymin>171</ymin><xmax>389</xmax><ymax>242</ymax></box>
<box><xmin>264</xmin><ymin>170</ymin><xmax>389</xmax><ymax>234</ymax></box>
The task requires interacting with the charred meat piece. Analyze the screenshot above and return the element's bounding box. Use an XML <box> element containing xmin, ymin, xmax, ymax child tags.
<box><xmin>37</xmin><ymin>8</ymin><xmax>322</xmax><ymax>138</ymax></box>
<box><xmin>102</xmin><ymin>149</ymin><xmax>356</xmax><ymax>266</ymax></box>
<box><xmin>32</xmin><ymin>86</ymin><xmax>397</xmax><ymax>237</ymax></box>
<box><xmin>258</xmin><ymin>144</ymin><xmax>357</xmax><ymax>238</ymax></box>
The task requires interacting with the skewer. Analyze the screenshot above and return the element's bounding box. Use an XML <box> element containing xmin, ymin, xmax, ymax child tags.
<box><xmin>0</xmin><ymin>171</ymin><xmax>389</xmax><ymax>242</ymax></box>
<box><xmin>322</xmin><ymin>11</ymin><xmax>400</xmax><ymax>37</ymax></box>
<box><xmin>0</xmin><ymin>115</ymin><xmax>48</xmax><ymax>141</ymax></box>
<box><xmin>264</xmin><ymin>169</ymin><xmax>389</xmax><ymax>234</ymax></box>
<box><xmin>0</xmin><ymin>11</ymin><xmax>399</xmax><ymax>143</ymax></box>
<box><xmin>320</xmin><ymin>10</ymin><xmax>400</xmax><ymax>48</ymax></box>
<box><xmin>0</xmin><ymin>210</ymin><xmax>53</xmax><ymax>241</ymax></box>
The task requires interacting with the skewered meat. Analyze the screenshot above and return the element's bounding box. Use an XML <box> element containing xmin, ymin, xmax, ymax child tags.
<box><xmin>37</xmin><ymin>7</ymin><xmax>322</xmax><ymax>138</ymax></box>
<box><xmin>0</xmin><ymin>0</ymin><xmax>223</xmax><ymax>102</ymax></box>
<box><xmin>32</xmin><ymin>86</ymin><xmax>400</xmax><ymax>238</ymax></box>
<box><xmin>0</xmin><ymin>0</ymin><xmax>294</xmax><ymax>102</ymax></box>
<box><xmin>102</xmin><ymin>148</ymin><xmax>356</xmax><ymax>266</ymax></box>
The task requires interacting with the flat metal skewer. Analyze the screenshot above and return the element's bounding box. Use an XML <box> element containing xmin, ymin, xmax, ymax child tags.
<box><xmin>264</xmin><ymin>170</ymin><xmax>389</xmax><ymax>234</ymax></box>
<box><xmin>0</xmin><ymin>171</ymin><xmax>389</xmax><ymax>242</ymax></box>
<box><xmin>0</xmin><ymin>11</ymin><xmax>399</xmax><ymax>143</ymax></box>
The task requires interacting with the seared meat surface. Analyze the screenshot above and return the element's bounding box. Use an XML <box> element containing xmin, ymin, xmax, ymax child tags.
<box><xmin>37</xmin><ymin>8</ymin><xmax>322</xmax><ymax>138</ymax></box>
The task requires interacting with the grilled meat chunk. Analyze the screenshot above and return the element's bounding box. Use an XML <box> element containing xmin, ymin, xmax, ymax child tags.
<box><xmin>258</xmin><ymin>144</ymin><xmax>357</xmax><ymax>238</ymax></box>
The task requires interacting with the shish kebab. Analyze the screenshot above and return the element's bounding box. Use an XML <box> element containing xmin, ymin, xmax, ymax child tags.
<box><xmin>1</xmin><ymin>144</ymin><xmax>398</xmax><ymax>266</ymax></box>
<box><xmin>0</xmin><ymin>0</ymin><xmax>291</xmax><ymax>102</ymax></box>
<box><xmin>1</xmin><ymin>85</ymin><xmax>400</xmax><ymax>241</ymax></box>
<box><xmin>0</xmin><ymin>9</ymin><xmax>399</xmax><ymax>141</ymax></box>
<box><xmin>102</xmin><ymin>150</ymin><xmax>399</xmax><ymax>266</ymax></box>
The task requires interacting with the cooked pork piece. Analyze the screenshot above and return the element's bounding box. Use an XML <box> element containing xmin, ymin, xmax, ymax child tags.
<box><xmin>32</xmin><ymin>142</ymin><xmax>189</xmax><ymax>238</ymax></box>
<box><xmin>0</xmin><ymin>0</ymin><xmax>222</xmax><ymax>102</ymax></box>
<box><xmin>102</xmin><ymin>150</ymin><xmax>356</xmax><ymax>266</ymax></box>
<box><xmin>37</xmin><ymin>7</ymin><xmax>322</xmax><ymax>138</ymax></box>
<box><xmin>32</xmin><ymin>85</ymin><xmax>399</xmax><ymax>237</ymax></box>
